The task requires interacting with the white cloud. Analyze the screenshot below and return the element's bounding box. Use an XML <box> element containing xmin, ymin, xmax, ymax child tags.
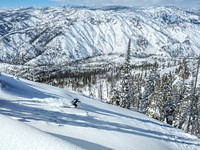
<box><xmin>50</xmin><ymin>0</ymin><xmax>200</xmax><ymax>8</ymax></box>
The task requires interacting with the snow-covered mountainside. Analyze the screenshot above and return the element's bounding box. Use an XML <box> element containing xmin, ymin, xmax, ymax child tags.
<box><xmin>0</xmin><ymin>73</ymin><xmax>200</xmax><ymax>150</ymax></box>
<box><xmin>0</xmin><ymin>6</ymin><xmax>200</xmax><ymax>66</ymax></box>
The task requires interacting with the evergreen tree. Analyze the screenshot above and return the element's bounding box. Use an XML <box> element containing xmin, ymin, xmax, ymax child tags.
<box><xmin>120</xmin><ymin>39</ymin><xmax>131</xmax><ymax>109</ymax></box>
<box><xmin>109</xmin><ymin>88</ymin><xmax>121</xmax><ymax>106</ymax></box>
<box><xmin>161</xmin><ymin>74</ymin><xmax>175</xmax><ymax>125</ymax></box>
<box><xmin>173</xmin><ymin>79</ymin><xmax>188</xmax><ymax>128</ymax></box>
<box><xmin>173</xmin><ymin>58</ymin><xmax>190</xmax><ymax>128</ymax></box>
<box><xmin>141</xmin><ymin>66</ymin><xmax>159</xmax><ymax>113</ymax></box>
<box><xmin>177</xmin><ymin>79</ymin><xmax>197</xmax><ymax>133</ymax></box>
<box><xmin>187</xmin><ymin>57</ymin><xmax>200</xmax><ymax>134</ymax></box>
<box><xmin>131</xmin><ymin>76</ymin><xmax>142</xmax><ymax>111</ymax></box>
<box><xmin>147</xmin><ymin>77</ymin><xmax>163</xmax><ymax>120</ymax></box>
<box><xmin>191</xmin><ymin>86</ymin><xmax>200</xmax><ymax>135</ymax></box>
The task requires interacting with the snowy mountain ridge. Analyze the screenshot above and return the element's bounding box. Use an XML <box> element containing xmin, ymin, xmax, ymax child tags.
<box><xmin>0</xmin><ymin>6</ymin><xmax>200</xmax><ymax>66</ymax></box>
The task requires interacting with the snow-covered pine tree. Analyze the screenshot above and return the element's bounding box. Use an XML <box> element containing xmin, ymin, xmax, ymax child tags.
<box><xmin>161</xmin><ymin>73</ymin><xmax>175</xmax><ymax>125</ymax></box>
<box><xmin>190</xmin><ymin>94</ymin><xmax>200</xmax><ymax>135</ymax></box>
<box><xmin>109</xmin><ymin>88</ymin><xmax>121</xmax><ymax>106</ymax></box>
<box><xmin>173</xmin><ymin>79</ymin><xmax>187</xmax><ymax>128</ymax></box>
<box><xmin>108</xmin><ymin>68</ymin><xmax>121</xmax><ymax>105</ymax></box>
<box><xmin>187</xmin><ymin>57</ymin><xmax>200</xmax><ymax>134</ymax></box>
<box><xmin>141</xmin><ymin>64</ymin><xmax>159</xmax><ymax>113</ymax></box>
<box><xmin>120</xmin><ymin>39</ymin><xmax>131</xmax><ymax>109</ymax></box>
<box><xmin>177</xmin><ymin>79</ymin><xmax>193</xmax><ymax>131</ymax></box>
<box><xmin>173</xmin><ymin>58</ymin><xmax>190</xmax><ymax>128</ymax></box>
<box><xmin>147</xmin><ymin>76</ymin><xmax>163</xmax><ymax>120</ymax></box>
<box><xmin>190</xmin><ymin>85</ymin><xmax>200</xmax><ymax>135</ymax></box>
<box><xmin>131</xmin><ymin>74</ymin><xmax>142</xmax><ymax>111</ymax></box>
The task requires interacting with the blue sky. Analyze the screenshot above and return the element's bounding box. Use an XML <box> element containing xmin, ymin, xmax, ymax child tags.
<box><xmin>0</xmin><ymin>0</ymin><xmax>199</xmax><ymax>9</ymax></box>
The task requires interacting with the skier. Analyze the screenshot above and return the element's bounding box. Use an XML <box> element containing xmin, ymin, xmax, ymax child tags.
<box><xmin>71</xmin><ymin>98</ymin><xmax>80</xmax><ymax>108</ymax></box>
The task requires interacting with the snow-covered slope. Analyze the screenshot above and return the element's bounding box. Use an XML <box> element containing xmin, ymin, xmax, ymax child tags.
<box><xmin>0</xmin><ymin>114</ymin><xmax>83</xmax><ymax>150</ymax></box>
<box><xmin>0</xmin><ymin>73</ymin><xmax>200</xmax><ymax>150</ymax></box>
<box><xmin>0</xmin><ymin>6</ymin><xmax>200</xmax><ymax>66</ymax></box>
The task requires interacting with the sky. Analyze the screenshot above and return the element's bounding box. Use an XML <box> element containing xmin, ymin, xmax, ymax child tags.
<box><xmin>0</xmin><ymin>0</ymin><xmax>199</xmax><ymax>9</ymax></box>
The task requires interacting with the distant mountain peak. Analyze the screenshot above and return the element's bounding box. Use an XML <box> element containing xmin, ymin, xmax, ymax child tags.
<box><xmin>0</xmin><ymin>6</ymin><xmax>199</xmax><ymax>66</ymax></box>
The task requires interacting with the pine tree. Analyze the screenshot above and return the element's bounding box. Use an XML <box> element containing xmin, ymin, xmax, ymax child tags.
<box><xmin>161</xmin><ymin>74</ymin><xmax>175</xmax><ymax>125</ymax></box>
<box><xmin>187</xmin><ymin>57</ymin><xmax>200</xmax><ymax>134</ymax></box>
<box><xmin>141</xmin><ymin>66</ymin><xmax>159</xmax><ymax>113</ymax></box>
<box><xmin>147</xmin><ymin>77</ymin><xmax>163</xmax><ymax>120</ymax></box>
<box><xmin>120</xmin><ymin>39</ymin><xmax>131</xmax><ymax>109</ymax></box>
<box><xmin>109</xmin><ymin>88</ymin><xmax>121</xmax><ymax>106</ymax></box>
<box><xmin>173</xmin><ymin>79</ymin><xmax>187</xmax><ymax>128</ymax></box>
<box><xmin>131</xmin><ymin>76</ymin><xmax>142</xmax><ymax>111</ymax></box>
<box><xmin>191</xmin><ymin>86</ymin><xmax>200</xmax><ymax>135</ymax></box>
<box><xmin>173</xmin><ymin>59</ymin><xmax>189</xmax><ymax>128</ymax></box>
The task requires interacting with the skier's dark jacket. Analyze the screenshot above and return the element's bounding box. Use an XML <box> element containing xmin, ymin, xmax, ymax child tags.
<box><xmin>72</xmin><ymin>98</ymin><xmax>80</xmax><ymax>107</ymax></box>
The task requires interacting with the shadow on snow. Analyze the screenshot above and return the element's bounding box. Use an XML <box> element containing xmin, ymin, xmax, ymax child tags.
<box><xmin>49</xmin><ymin>133</ymin><xmax>113</xmax><ymax>150</ymax></box>
<box><xmin>0</xmin><ymin>99</ymin><xmax>199</xmax><ymax>147</ymax></box>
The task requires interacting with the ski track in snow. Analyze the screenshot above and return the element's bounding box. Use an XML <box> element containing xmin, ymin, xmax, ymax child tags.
<box><xmin>0</xmin><ymin>73</ymin><xmax>200</xmax><ymax>150</ymax></box>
